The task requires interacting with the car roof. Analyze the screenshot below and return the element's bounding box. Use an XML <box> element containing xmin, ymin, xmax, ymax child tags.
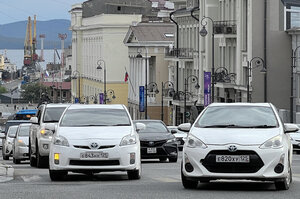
<box><xmin>6</xmin><ymin>120</ymin><xmax>31</xmax><ymax>123</ymax></box>
<box><xmin>18</xmin><ymin>123</ymin><xmax>32</xmax><ymax>127</ymax></box>
<box><xmin>208</xmin><ymin>103</ymin><xmax>272</xmax><ymax>107</ymax></box>
<box><xmin>67</xmin><ymin>104</ymin><xmax>125</xmax><ymax>110</ymax></box>
<box><xmin>133</xmin><ymin>120</ymin><xmax>163</xmax><ymax>122</ymax></box>
<box><xmin>45</xmin><ymin>103</ymin><xmax>71</xmax><ymax>108</ymax></box>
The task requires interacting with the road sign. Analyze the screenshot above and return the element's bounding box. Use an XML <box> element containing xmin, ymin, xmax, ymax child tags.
<box><xmin>139</xmin><ymin>86</ymin><xmax>145</xmax><ymax>112</ymax></box>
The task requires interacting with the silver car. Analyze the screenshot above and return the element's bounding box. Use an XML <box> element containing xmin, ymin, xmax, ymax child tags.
<box><xmin>12</xmin><ymin>124</ymin><xmax>31</xmax><ymax>164</ymax></box>
<box><xmin>167</xmin><ymin>126</ymin><xmax>187</xmax><ymax>150</ymax></box>
<box><xmin>2</xmin><ymin>125</ymin><xmax>18</xmax><ymax>160</ymax></box>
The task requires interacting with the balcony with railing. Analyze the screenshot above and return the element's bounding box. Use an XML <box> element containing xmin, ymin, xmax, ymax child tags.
<box><xmin>165</xmin><ymin>47</ymin><xmax>194</xmax><ymax>59</ymax></box>
<box><xmin>213</xmin><ymin>20</ymin><xmax>237</xmax><ymax>38</ymax></box>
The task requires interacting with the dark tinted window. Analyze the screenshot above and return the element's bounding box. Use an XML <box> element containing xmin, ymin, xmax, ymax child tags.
<box><xmin>195</xmin><ymin>106</ymin><xmax>278</xmax><ymax>128</ymax></box>
<box><xmin>135</xmin><ymin>121</ymin><xmax>168</xmax><ymax>133</ymax></box>
<box><xmin>18</xmin><ymin>126</ymin><xmax>30</xmax><ymax>136</ymax></box>
<box><xmin>60</xmin><ymin>108</ymin><xmax>131</xmax><ymax>127</ymax></box>
<box><xmin>43</xmin><ymin>107</ymin><xmax>67</xmax><ymax>123</ymax></box>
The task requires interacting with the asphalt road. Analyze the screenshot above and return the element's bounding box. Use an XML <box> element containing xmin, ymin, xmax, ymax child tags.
<box><xmin>0</xmin><ymin>152</ymin><xmax>299</xmax><ymax>199</ymax></box>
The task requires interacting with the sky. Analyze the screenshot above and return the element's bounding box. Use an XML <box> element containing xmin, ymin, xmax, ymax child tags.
<box><xmin>0</xmin><ymin>0</ymin><xmax>85</xmax><ymax>25</ymax></box>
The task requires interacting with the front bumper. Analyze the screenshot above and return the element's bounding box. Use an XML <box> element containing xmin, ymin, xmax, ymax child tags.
<box><xmin>182</xmin><ymin>144</ymin><xmax>289</xmax><ymax>181</ymax></box>
<box><xmin>38</xmin><ymin>137</ymin><xmax>52</xmax><ymax>156</ymax></box>
<box><xmin>14</xmin><ymin>146</ymin><xmax>29</xmax><ymax>160</ymax></box>
<box><xmin>49</xmin><ymin>144</ymin><xmax>140</xmax><ymax>172</ymax></box>
<box><xmin>140</xmin><ymin>142</ymin><xmax>178</xmax><ymax>159</ymax></box>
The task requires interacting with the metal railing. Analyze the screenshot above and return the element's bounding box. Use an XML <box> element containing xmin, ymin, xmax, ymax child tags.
<box><xmin>165</xmin><ymin>47</ymin><xmax>194</xmax><ymax>59</ymax></box>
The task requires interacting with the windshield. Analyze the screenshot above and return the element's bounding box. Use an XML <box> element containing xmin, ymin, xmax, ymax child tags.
<box><xmin>195</xmin><ymin>106</ymin><xmax>278</xmax><ymax>128</ymax></box>
<box><xmin>7</xmin><ymin>126</ymin><xmax>18</xmax><ymax>138</ymax></box>
<box><xmin>43</xmin><ymin>107</ymin><xmax>67</xmax><ymax>123</ymax></box>
<box><xmin>18</xmin><ymin>126</ymin><xmax>30</xmax><ymax>136</ymax></box>
<box><xmin>135</xmin><ymin>121</ymin><xmax>168</xmax><ymax>133</ymax></box>
<box><xmin>60</xmin><ymin>108</ymin><xmax>131</xmax><ymax>127</ymax></box>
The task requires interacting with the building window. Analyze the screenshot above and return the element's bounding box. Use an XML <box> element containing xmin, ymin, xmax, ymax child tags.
<box><xmin>57</xmin><ymin>91</ymin><xmax>60</xmax><ymax>97</ymax></box>
<box><xmin>285</xmin><ymin>3</ymin><xmax>300</xmax><ymax>29</ymax></box>
<box><xmin>117</xmin><ymin>6</ymin><xmax>121</xmax><ymax>11</ymax></box>
<box><xmin>63</xmin><ymin>91</ymin><xmax>67</xmax><ymax>98</ymax></box>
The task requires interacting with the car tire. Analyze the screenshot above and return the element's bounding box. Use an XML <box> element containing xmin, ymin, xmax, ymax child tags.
<box><xmin>169</xmin><ymin>156</ymin><xmax>178</xmax><ymax>163</ymax></box>
<box><xmin>2</xmin><ymin>154</ymin><xmax>9</xmax><ymax>160</ymax></box>
<box><xmin>49</xmin><ymin>170</ymin><xmax>67</xmax><ymax>181</ymax></box>
<box><xmin>275</xmin><ymin>165</ymin><xmax>292</xmax><ymax>190</ymax></box>
<box><xmin>181</xmin><ymin>163</ymin><xmax>198</xmax><ymax>189</ymax></box>
<box><xmin>36</xmin><ymin>143</ymin><xmax>48</xmax><ymax>168</ymax></box>
<box><xmin>159</xmin><ymin>158</ymin><xmax>167</xmax><ymax>162</ymax></box>
<box><xmin>127</xmin><ymin>170</ymin><xmax>141</xmax><ymax>180</ymax></box>
<box><xmin>13</xmin><ymin>158</ymin><xmax>20</xmax><ymax>164</ymax></box>
<box><xmin>29</xmin><ymin>141</ymin><xmax>37</xmax><ymax>167</ymax></box>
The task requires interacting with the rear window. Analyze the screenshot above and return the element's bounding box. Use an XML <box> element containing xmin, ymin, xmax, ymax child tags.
<box><xmin>43</xmin><ymin>107</ymin><xmax>67</xmax><ymax>123</ymax></box>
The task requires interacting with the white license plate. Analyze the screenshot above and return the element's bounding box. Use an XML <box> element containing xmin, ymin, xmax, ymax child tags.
<box><xmin>80</xmin><ymin>152</ymin><xmax>109</xmax><ymax>159</ymax></box>
<box><xmin>147</xmin><ymin>148</ymin><xmax>157</xmax><ymax>154</ymax></box>
<box><xmin>216</xmin><ymin>155</ymin><xmax>250</xmax><ymax>163</ymax></box>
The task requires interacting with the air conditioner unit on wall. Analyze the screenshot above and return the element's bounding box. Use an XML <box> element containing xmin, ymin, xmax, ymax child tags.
<box><xmin>186</xmin><ymin>0</ymin><xmax>199</xmax><ymax>10</ymax></box>
<box><xmin>213</xmin><ymin>24</ymin><xmax>225</xmax><ymax>34</ymax></box>
<box><xmin>224</xmin><ymin>25</ymin><xmax>237</xmax><ymax>34</ymax></box>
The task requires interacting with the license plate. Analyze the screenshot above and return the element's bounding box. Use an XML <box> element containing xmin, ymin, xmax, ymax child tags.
<box><xmin>147</xmin><ymin>148</ymin><xmax>157</xmax><ymax>154</ymax></box>
<box><xmin>216</xmin><ymin>155</ymin><xmax>250</xmax><ymax>163</ymax></box>
<box><xmin>80</xmin><ymin>152</ymin><xmax>109</xmax><ymax>159</ymax></box>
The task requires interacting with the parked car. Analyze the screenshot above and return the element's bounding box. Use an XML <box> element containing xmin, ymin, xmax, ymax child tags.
<box><xmin>133</xmin><ymin>120</ymin><xmax>178</xmax><ymax>162</ymax></box>
<box><xmin>2</xmin><ymin>125</ymin><xmax>19</xmax><ymax>160</ymax></box>
<box><xmin>29</xmin><ymin>103</ymin><xmax>70</xmax><ymax>168</ymax></box>
<box><xmin>167</xmin><ymin>126</ymin><xmax>187</xmax><ymax>150</ymax></box>
<box><xmin>290</xmin><ymin>124</ymin><xmax>300</xmax><ymax>154</ymax></box>
<box><xmin>48</xmin><ymin>104</ymin><xmax>144</xmax><ymax>181</ymax></box>
<box><xmin>12</xmin><ymin>123</ymin><xmax>31</xmax><ymax>164</ymax></box>
<box><xmin>180</xmin><ymin>103</ymin><xmax>297</xmax><ymax>190</ymax></box>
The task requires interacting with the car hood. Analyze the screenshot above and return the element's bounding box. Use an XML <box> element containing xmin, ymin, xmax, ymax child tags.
<box><xmin>290</xmin><ymin>132</ymin><xmax>300</xmax><ymax>140</ymax></box>
<box><xmin>57</xmin><ymin>126</ymin><xmax>133</xmax><ymax>142</ymax></box>
<box><xmin>191</xmin><ymin>127</ymin><xmax>282</xmax><ymax>145</ymax></box>
<box><xmin>138</xmin><ymin>132</ymin><xmax>174</xmax><ymax>141</ymax></box>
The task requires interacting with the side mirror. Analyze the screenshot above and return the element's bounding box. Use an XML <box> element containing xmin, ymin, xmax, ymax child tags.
<box><xmin>178</xmin><ymin>123</ymin><xmax>191</xmax><ymax>133</ymax></box>
<box><xmin>0</xmin><ymin>132</ymin><xmax>5</xmax><ymax>139</ymax></box>
<box><xmin>30</xmin><ymin>117</ymin><xmax>38</xmax><ymax>124</ymax></box>
<box><xmin>135</xmin><ymin>123</ymin><xmax>146</xmax><ymax>132</ymax></box>
<box><xmin>171</xmin><ymin>130</ymin><xmax>177</xmax><ymax>134</ymax></box>
<box><xmin>284</xmin><ymin>123</ymin><xmax>299</xmax><ymax>133</ymax></box>
<box><xmin>45</xmin><ymin>123</ymin><xmax>56</xmax><ymax>132</ymax></box>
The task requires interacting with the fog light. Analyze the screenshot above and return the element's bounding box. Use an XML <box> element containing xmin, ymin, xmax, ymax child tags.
<box><xmin>54</xmin><ymin>153</ymin><xmax>59</xmax><ymax>164</ymax></box>
<box><xmin>185</xmin><ymin>163</ymin><xmax>194</xmax><ymax>173</ymax></box>
<box><xmin>43</xmin><ymin>144</ymin><xmax>48</xmax><ymax>150</ymax></box>
<box><xmin>130</xmin><ymin>153</ymin><xmax>135</xmax><ymax>164</ymax></box>
<box><xmin>274</xmin><ymin>163</ymin><xmax>284</xmax><ymax>174</ymax></box>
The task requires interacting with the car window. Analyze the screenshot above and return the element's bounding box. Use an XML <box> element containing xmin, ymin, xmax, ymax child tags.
<box><xmin>60</xmin><ymin>108</ymin><xmax>131</xmax><ymax>127</ymax></box>
<box><xmin>7</xmin><ymin>126</ymin><xmax>18</xmax><ymax>138</ymax></box>
<box><xmin>18</xmin><ymin>126</ymin><xmax>30</xmax><ymax>136</ymax></box>
<box><xmin>195</xmin><ymin>106</ymin><xmax>279</xmax><ymax>128</ymax></box>
<box><xmin>136</xmin><ymin>122</ymin><xmax>168</xmax><ymax>133</ymax></box>
<box><xmin>43</xmin><ymin>107</ymin><xmax>67</xmax><ymax>123</ymax></box>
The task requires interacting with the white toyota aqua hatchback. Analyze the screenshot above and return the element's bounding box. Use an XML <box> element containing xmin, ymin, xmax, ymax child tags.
<box><xmin>48</xmin><ymin>104</ymin><xmax>144</xmax><ymax>181</ymax></box>
<box><xmin>179</xmin><ymin>103</ymin><xmax>298</xmax><ymax>190</ymax></box>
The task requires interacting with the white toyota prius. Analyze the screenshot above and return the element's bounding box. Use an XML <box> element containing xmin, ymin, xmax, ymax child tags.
<box><xmin>48</xmin><ymin>104</ymin><xmax>144</xmax><ymax>181</ymax></box>
<box><xmin>179</xmin><ymin>103</ymin><xmax>298</xmax><ymax>190</ymax></box>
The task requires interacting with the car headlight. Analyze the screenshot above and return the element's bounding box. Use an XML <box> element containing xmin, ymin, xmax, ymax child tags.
<box><xmin>186</xmin><ymin>135</ymin><xmax>207</xmax><ymax>149</ymax></box>
<box><xmin>17</xmin><ymin>139</ymin><xmax>26</xmax><ymax>147</ymax></box>
<box><xmin>120</xmin><ymin>134</ymin><xmax>137</xmax><ymax>146</ymax></box>
<box><xmin>260</xmin><ymin>135</ymin><xmax>283</xmax><ymax>149</ymax></box>
<box><xmin>166</xmin><ymin>138</ymin><xmax>177</xmax><ymax>143</ymax></box>
<box><xmin>40</xmin><ymin>129</ymin><xmax>53</xmax><ymax>137</ymax></box>
<box><xmin>53</xmin><ymin>135</ymin><xmax>69</xmax><ymax>147</ymax></box>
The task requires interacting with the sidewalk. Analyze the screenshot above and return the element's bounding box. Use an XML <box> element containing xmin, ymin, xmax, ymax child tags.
<box><xmin>0</xmin><ymin>163</ymin><xmax>13</xmax><ymax>182</ymax></box>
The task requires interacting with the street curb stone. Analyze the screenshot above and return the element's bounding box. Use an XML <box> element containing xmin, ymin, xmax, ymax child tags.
<box><xmin>0</xmin><ymin>163</ymin><xmax>14</xmax><ymax>182</ymax></box>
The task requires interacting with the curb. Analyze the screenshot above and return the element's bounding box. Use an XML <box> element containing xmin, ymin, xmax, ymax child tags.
<box><xmin>0</xmin><ymin>163</ymin><xmax>14</xmax><ymax>182</ymax></box>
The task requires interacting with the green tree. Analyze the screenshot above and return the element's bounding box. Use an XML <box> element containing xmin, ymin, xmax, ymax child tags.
<box><xmin>21</xmin><ymin>83</ymin><xmax>50</xmax><ymax>103</ymax></box>
<box><xmin>0</xmin><ymin>86</ymin><xmax>7</xmax><ymax>94</ymax></box>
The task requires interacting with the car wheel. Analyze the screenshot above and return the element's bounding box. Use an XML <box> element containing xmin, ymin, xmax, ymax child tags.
<box><xmin>2</xmin><ymin>154</ymin><xmax>9</xmax><ymax>160</ymax></box>
<box><xmin>29</xmin><ymin>141</ymin><xmax>37</xmax><ymax>167</ymax></box>
<box><xmin>169</xmin><ymin>156</ymin><xmax>178</xmax><ymax>163</ymax></box>
<box><xmin>181</xmin><ymin>163</ymin><xmax>198</xmax><ymax>189</ymax></box>
<box><xmin>159</xmin><ymin>158</ymin><xmax>167</xmax><ymax>162</ymax></box>
<box><xmin>36</xmin><ymin>143</ymin><xmax>48</xmax><ymax>168</ymax></box>
<box><xmin>275</xmin><ymin>164</ymin><xmax>292</xmax><ymax>190</ymax></box>
<box><xmin>49</xmin><ymin>170</ymin><xmax>67</xmax><ymax>181</ymax></box>
<box><xmin>127</xmin><ymin>170</ymin><xmax>141</xmax><ymax>180</ymax></box>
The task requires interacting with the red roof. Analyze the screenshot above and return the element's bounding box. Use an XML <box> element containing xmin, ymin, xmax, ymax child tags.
<box><xmin>42</xmin><ymin>82</ymin><xmax>71</xmax><ymax>90</ymax></box>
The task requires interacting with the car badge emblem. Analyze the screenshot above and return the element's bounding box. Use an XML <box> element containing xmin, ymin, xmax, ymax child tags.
<box><xmin>90</xmin><ymin>142</ymin><xmax>99</xmax><ymax>149</ymax></box>
<box><xmin>149</xmin><ymin>141</ymin><xmax>154</xmax><ymax>146</ymax></box>
<box><xmin>228</xmin><ymin>145</ymin><xmax>237</xmax><ymax>152</ymax></box>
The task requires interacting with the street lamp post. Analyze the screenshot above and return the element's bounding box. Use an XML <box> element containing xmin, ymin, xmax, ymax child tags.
<box><xmin>161</xmin><ymin>81</ymin><xmax>175</xmax><ymax>122</ymax></box>
<box><xmin>72</xmin><ymin>70</ymin><xmax>81</xmax><ymax>103</ymax></box>
<box><xmin>97</xmin><ymin>59</ymin><xmax>106</xmax><ymax>104</ymax></box>
<box><xmin>200</xmin><ymin>16</ymin><xmax>215</xmax><ymax>103</ymax></box>
<box><xmin>184</xmin><ymin>75</ymin><xmax>200</xmax><ymax>123</ymax></box>
<box><xmin>247</xmin><ymin>57</ymin><xmax>267</xmax><ymax>102</ymax></box>
<box><xmin>291</xmin><ymin>46</ymin><xmax>300</xmax><ymax>123</ymax></box>
<box><xmin>136</xmin><ymin>48</ymin><xmax>148</xmax><ymax>119</ymax></box>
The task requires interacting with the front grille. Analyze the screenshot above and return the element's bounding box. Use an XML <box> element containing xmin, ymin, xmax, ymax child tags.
<box><xmin>140</xmin><ymin>140</ymin><xmax>167</xmax><ymax>147</ymax></box>
<box><xmin>69</xmin><ymin>160</ymin><xmax>120</xmax><ymax>166</ymax></box>
<box><xmin>73</xmin><ymin>145</ymin><xmax>115</xmax><ymax>150</ymax></box>
<box><xmin>202</xmin><ymin>150</ymin><xmax>264</xmax><ymax>173</ymax></box>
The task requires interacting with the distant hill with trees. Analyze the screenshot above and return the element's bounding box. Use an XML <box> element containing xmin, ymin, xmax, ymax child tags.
<box><xmin>0</xmin><ymin>19</ymin><xmax>71</xmax><ymax>49</ymax></box>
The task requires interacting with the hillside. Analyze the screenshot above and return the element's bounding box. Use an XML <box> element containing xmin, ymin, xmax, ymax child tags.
<box><xmin>0</xmin><ymin>19</ymin><xmax>71</xmax><ymax>49</ymax></box>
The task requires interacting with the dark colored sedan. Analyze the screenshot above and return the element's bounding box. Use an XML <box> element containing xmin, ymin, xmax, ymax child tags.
<box><xmin>133</xmin><ymin>120</ymin><xmax>178</xmax><ymax>162</ymax></box>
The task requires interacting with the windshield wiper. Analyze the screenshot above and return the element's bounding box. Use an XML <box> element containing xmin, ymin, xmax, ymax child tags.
<box><xmin>81</xmin><ymin>124</ymin><xmax>110</xmax><ymax>127</ymax></box>
<box><xmin>111</xmin><ymin>124</ymin><xmax>131</xmax><ymax>126</ymax></box>
<box><xmin>44</xmin><ymin>120</ymin><xmax>59</xmax><ymax>123</ymax></box>
<box><xmin>246</xmin><ymin>125</ymin><xmax>277</xmax><ymax>128</ymax></box>
<box><xmin>202</xmin><ymin>124</ymin><xmax>240</xmax><ymax>128</ymax></box>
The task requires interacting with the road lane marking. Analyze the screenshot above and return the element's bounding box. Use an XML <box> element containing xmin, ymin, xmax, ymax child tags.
<box><xmin>20</xmin><ymin>175</ymin><xmax>42</xmax><ymax>182</ymax></box>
